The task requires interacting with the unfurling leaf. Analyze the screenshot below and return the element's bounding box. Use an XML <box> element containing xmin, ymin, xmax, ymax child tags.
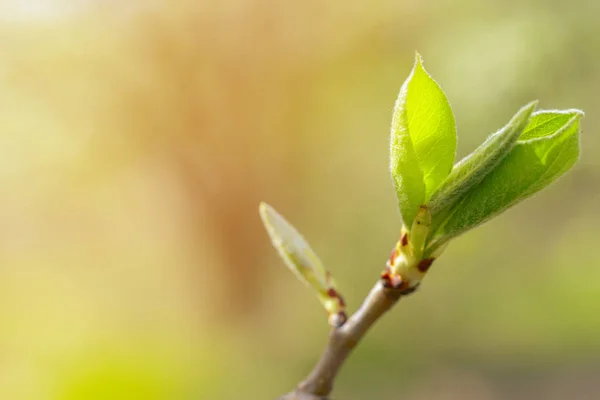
<box><xmin>428</xmin><ymin>101</ymin><xmax>538</xmax><ymax>233</ymax></box>
<box><xmin>427</xmin><ymin>109</ymin><xmax>583</xmax><ymax>252</ymax></box>
<box><xmin>390</xmin><ymin>53</ymin><xmax>456</xmax><ymax>227</ymax></box>
<box><xmin>259</xmin><ymin>202</ymin><xmax>346</xmax><ymax>327</ymax></box>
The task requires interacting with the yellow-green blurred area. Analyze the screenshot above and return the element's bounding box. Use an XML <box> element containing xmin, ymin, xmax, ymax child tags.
<box><xmin>1</xmin><ymin>0</ymin><xmax>599</xmax><ymax>399</ymax></box>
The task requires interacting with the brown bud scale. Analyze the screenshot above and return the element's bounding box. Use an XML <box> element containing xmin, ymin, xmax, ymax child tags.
<box><xmin>417</xmin><ymin>258</ymin><xmax>435</xmax><ymax>273</ymax></box>
<box><xmin>400</xmin><ymin>233</ymin><xmax>408</xmax><ymax>246</ymax></box>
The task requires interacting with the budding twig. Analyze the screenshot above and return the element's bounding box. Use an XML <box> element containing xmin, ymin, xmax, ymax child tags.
<box><xmin>279</xmin><ymin>280</ymin><xmax>413</xmax><ymax>399</ymax></box>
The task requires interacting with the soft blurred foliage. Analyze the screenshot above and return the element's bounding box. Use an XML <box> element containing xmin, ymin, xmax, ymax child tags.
<box><xmin>0</xmin><ymin>0</ymin><xmax>599</xmax><ymax>399</ymax></box>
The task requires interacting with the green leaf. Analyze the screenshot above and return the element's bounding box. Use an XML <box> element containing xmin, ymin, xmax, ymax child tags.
<box><xmin>259</xmin><ymin>202</ymin><xmax>346</xmax><ymax>326</ymax></box>
<box><xmin>518</xmin><ymin>109</ymin><xmax>581</xmax><ymax>140</ymax></box>
<box><xmin>428</xmin><ymin>109</ymin><xmax>583</xmax><ymax>250</ymax></box>
<box><xmin>428</xmin><ymin>101</ymin><xmax>537</xmax><ymax>231</ymax></box>
<box><xmin>390</xmin><ymin>53</ymin><xmax>456</xmax><ymax>226</ymax></box>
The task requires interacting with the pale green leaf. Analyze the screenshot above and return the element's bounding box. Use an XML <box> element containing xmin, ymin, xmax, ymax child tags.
<box><xmin>390</xmin><ymin>53</ymin><xmax>456</xmax><ymax>225</ymax></box>
<box><xmin>259</xmin><ymin>202</ymin><xmax>345</xmax><ymax>325</ymax></box>
<box><xmin>428</xmin><ymin>110</ymin><xmax>582</xmax><ymax>251</ymax></box>
<box><xmin>259</xmin><ymin>202</ymin><xmax>327</xmax><ymax>290</ymax></box>
<box><xmin>428</xmin><ymin>101</ymin><xmax>537</xmax><ymax>231</ymax></box>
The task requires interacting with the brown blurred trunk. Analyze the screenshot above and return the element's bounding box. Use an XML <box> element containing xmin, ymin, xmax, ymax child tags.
<box><xmin>175</xmin><ymin>155</ymin><xmax>268</xmax><ymax>318</ymax></box>
<box><xmin>131</xmin><ymin>5</ymin><xmax>305</xmax><ymax>321</ymax></box>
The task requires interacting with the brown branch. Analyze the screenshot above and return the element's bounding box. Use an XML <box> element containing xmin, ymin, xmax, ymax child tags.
<box><xmin>279</xmin><ymin>280</ymin><xmax>409</xmax><ymax>399</ymax></box>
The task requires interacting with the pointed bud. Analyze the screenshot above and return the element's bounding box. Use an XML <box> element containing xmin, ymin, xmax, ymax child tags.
<box><xmin>259</xmin><ymin>202</ymin><xmax>346</xmax><ymax>327</ymax></box>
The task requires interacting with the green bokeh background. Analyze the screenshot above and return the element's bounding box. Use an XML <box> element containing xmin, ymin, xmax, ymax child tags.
<box><xmin>0</xmin><ymin>0</ymin><xmax>599</xmax><ymax>399</ymax></box>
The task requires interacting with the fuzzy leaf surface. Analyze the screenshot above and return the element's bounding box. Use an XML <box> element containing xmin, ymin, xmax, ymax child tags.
<box><xmin>428</xmin><ymin>101</ymin><xmax>537</xmax><ymax>231</ymax></box>
<box><xmin>390</xmin><ymin>54</ymin><xmax>456</xmax><ymax>225</ymax></box>
<box><xmin>429</xmin><ymin>109</ymin><xmax>583</xmax><ymax>250</ymax></box>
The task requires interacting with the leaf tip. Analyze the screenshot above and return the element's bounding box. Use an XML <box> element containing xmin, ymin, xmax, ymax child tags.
<box><xmin>414</xmin><ymin>51</ymin><xmax>424</xmax><ymax>66</ymax></box>
<box><xmin>515</xmin><ymin>100</ymin><xmax>539</xmax><ymax>125</ymax></box>
<box><xmin>524</xmin><ymin>99</ymin><xmax>539</xmax><ymax>113</ymax></box>
<box><xmin>566</xmin><ymin>109</ymin><xmax>585</xmax><ymax>127</ymax></box>
<box><xmin>413</xmin><ymin>52</ymin><xmax>430</xmax><ymax>77</ymax></box>
<box><xmin>509</xmin><ymin>100</ymin><xmax>538</xmax><ymax>126</ymax></box>
<box><xmin>259</xmin><ymin>200</ymin><xmax>268</xmax><ymax>213</ymax></box>
<box><xmin>258</xmin><ymin>201</ymin><xmax>270</xmax><ymax>222</ymax></box>
<box><xmin>573</xmin><ymin>108</ymin><xmax>585</xmax><ymax>118</ymax></box>
<box><xmin>259</xmin><ymin>202</ymin><xmax>281</xmax><ymax>236</ymax></box>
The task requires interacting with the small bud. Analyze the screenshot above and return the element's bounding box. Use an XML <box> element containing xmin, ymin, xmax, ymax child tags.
<box><xmin>260</xmin><ymin>202</ymin><xmax>347</xmax><ymax>328</ymax></box>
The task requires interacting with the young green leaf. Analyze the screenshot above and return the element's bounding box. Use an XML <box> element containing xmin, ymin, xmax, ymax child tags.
<box><xmin>518</xmin><ymin>109</ymin><xmax>581</xmax><ymax>140</ymax></box>
<box><xmin>428</xmin><ymin>109</ymin><xmax>583</xmax><ymax>251</ymax></box>
<box><xmin>259</xmin><ymin>202</ymin><xmax>346</xmax><ymax>326</ymax></box>
<box><xmin>390</xmin><ymin>53</ymin><xmax>456</xmax><ymax>226</ymax></box>
<box><xmin>427</xmin><ymin>101</ymin><xmax>537</xmax><ymax>231</ymax></box>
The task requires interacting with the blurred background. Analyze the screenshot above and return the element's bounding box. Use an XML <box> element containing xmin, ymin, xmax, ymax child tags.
<box><xmin>0</xmin><ymin>0</ymin><xmax>599</xmax><ymax>399</ymax></box>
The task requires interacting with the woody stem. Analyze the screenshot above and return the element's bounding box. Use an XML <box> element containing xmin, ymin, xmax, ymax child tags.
<box><xmin>278</xmin><ymin>280</ymin><xmax>407</xmax><ymax>399</ymax></box>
